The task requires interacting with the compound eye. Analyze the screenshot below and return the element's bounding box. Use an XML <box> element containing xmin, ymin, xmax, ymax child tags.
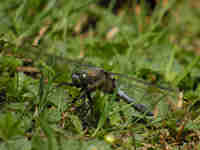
<box><xmin>82</xmin><ymin>73</ymin><xmax>87</xmax><ymax>78</ymax></box>
<box><xmin>72</xmin><ymin>73</ymin><xmax>82</xmax><ymax>85</ymax></box>
<box><xmin>72</xmin><ymin>73</ymin><xmax>80</xmax><ymax>80</ymax></box>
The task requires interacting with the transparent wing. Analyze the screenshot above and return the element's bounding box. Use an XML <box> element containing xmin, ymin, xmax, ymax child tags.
<box><xmin>115</xmin><ymin>75</ymin><xmax>179</xmax><ymax>116</ymax></box>
<box><xmin>3</xmin><ymin>42</ymin><xmax>179</xmax><ymax>116</ymax></box>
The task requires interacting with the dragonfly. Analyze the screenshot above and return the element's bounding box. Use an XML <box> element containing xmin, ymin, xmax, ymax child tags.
<box><xmin>1</xmin><ymin>41</ymin><xmax>178</xmax><ymax>117</ymax></box>
<box><xmin>57</xmin><ymin>66</ymin><xmax>155</xmax><ymax>116</ymax></box>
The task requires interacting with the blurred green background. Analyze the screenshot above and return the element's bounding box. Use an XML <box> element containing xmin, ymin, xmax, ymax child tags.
<box><xmin>1</xmin><ymin>0</ymin><xmax>200</xmax><ymax>149</ymax></box>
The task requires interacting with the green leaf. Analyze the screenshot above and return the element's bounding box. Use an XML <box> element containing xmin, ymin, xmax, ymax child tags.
<box><xmin>0</xmin><ymin>112</ymin><xmax>24</xmax><ymax>141</ymax></box>
<box><xmin>0</xmin><ymin>138</ymin><xmax>31</xmax><ymax>150</ymax></box>
<box><xmin>38</xmin><ymin>117</ymin><xmax>58</xmax><ymax>150</ymax></box>
<box><xmin>69</xmin><ymin>114</ymin><xmax>84</xmax><ymax>135</ymax></box>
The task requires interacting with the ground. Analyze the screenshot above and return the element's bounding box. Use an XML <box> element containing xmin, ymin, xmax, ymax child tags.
<box><xmin>0</xmin><ymin>0</ymin><xmax>200</xmax><ymax>149</ymax></box>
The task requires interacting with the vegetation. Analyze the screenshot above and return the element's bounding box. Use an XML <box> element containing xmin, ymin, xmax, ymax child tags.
<box><xmin>1</xmin><ymin>0</ymin><xmax>200</xmax><ymax>149</ymax></box>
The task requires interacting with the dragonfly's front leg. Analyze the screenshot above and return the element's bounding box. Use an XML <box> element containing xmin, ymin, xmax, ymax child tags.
<box><xmin>57</xmin><ymin>81</ymin><xmax>94</xmax><ymax>105</ymax></box>
<box><xmin>72</xmin><ymin>88</ymin><xmax>94</xmax><ymax>109</ymax></box>
<box><xmin>117</xmin><ymin>89</ymin><xmax>154</xmax><ymax>116</ymax></box>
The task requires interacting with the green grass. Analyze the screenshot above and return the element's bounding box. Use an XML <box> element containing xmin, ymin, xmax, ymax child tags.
<box><xmin>1</xmin><ymin>0</ymin><xmax>200</xmax><ymax>149</ymax></box>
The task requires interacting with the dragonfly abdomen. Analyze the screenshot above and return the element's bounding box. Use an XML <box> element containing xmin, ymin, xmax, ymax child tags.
<box><xmin>117</xmin><ymin>89</ymin><xmax>153</xmax><ymax>116</ymax></box>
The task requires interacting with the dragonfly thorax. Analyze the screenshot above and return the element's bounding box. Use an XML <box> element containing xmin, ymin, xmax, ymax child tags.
<box><xmin>71</xmin><ymin>68</ymin><xmax>116</xmax><ymax>93</ymax></box>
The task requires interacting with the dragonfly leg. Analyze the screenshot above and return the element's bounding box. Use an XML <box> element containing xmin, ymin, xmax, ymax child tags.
<box><xmin>72</xmin><ymin>89</ymin><xmax>93</xmax><ymax>106</ymax></box>
<box><xmin>77</xmin><ymin>90</ymin><xmax>94</xmax><ymax>112</ymax></box>
<box><xmin>71</xmin><ymin>97</ymin><xmax>79</xmax><ymax>104</ymax></box>
<box><xmin>86</xmin><ymin>91</ymin><xmax>95</xmax><ymax>113</ymax></box>
<box><xmin>86</xmin><ymin>92</ymin><xmax>93</xmax><ymax>105</ymax></box>
<box><xmin>70</xmin><ymin>88</ymin><xmax>86</xmax><ymax>104</ymax></box>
